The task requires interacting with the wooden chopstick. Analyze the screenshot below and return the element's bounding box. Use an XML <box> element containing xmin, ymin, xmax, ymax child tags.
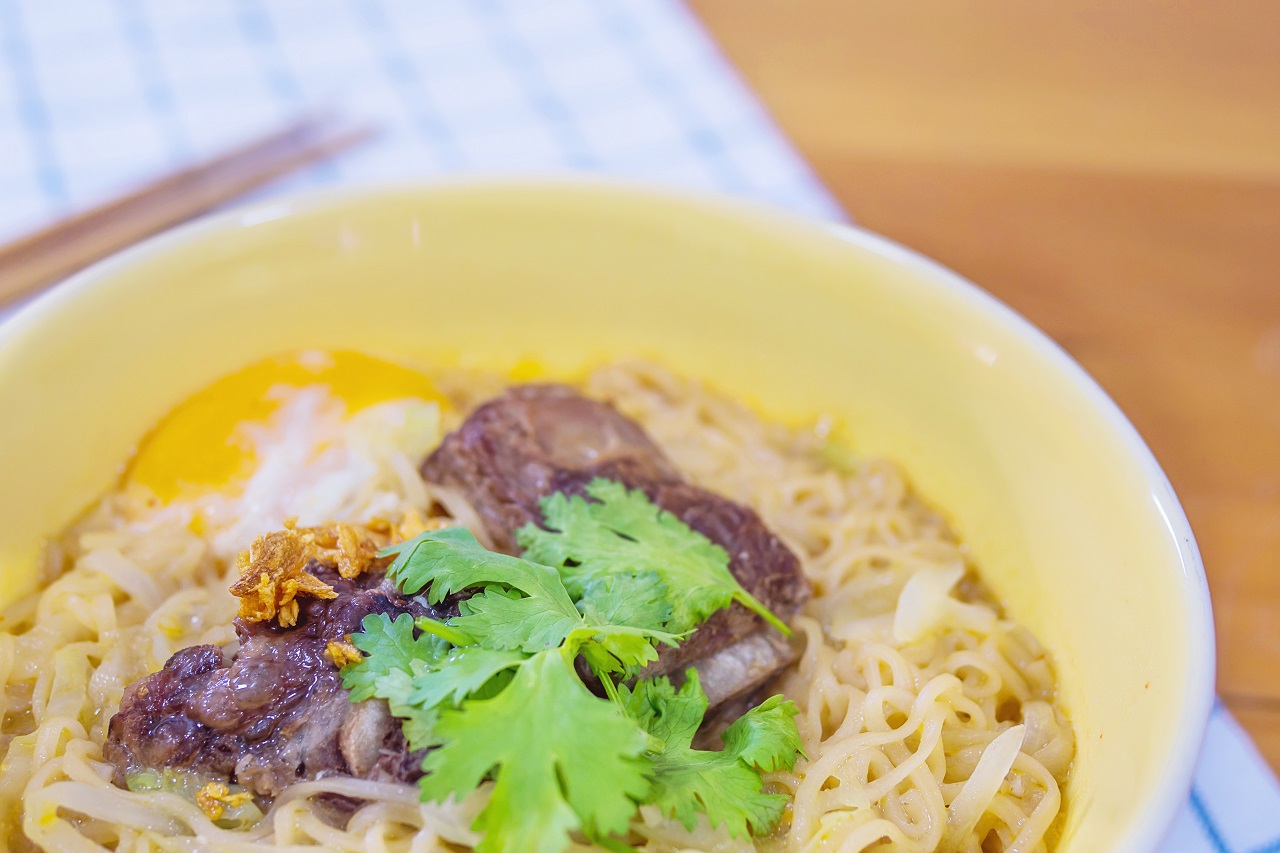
<box><xmin>0</xmin><ymin>115</ymin><xmax>375</xmax><ymax>310</ymax></box>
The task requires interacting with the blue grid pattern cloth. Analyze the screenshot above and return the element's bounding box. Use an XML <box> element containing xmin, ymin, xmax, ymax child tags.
<box><xmin>0</xmin><ymin>1</ymin><xmax>1277</xmax><ymax>850</ymax></box>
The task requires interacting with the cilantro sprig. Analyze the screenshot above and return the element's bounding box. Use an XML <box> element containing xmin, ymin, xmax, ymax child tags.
<box><xmin>622</xmin><ymin>672</ymin><xmax>804</xmax><ymax>838</ymax></box>
<box><xmin>383</xmin><ymin>525</ymin><xmax>682</xmax><ymax>682</ymax></box>
<box><xmin>421</xmin><ymin>647</ymin><xmax>652</xmax><ymax>853</ymax></box>
<box><xmin>518</xmin><ymin>479</ymin><xmax>791</xmax><ymax>635</ymax></box>
<box><xmin>339</xmin><ymin>479</ymin><xmax>803</xmax><ymax>853</ymax></box>
<box><xmin>387</xmin><ymin>525</ymin><xmax>587</xmax><ymax>653</ymax></box>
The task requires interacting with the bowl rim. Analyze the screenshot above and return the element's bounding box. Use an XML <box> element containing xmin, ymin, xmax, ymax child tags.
<box><xmin>0</xmin><ymin>175</ymin><xmax>1216</xmax><ymax>851</ymax></box>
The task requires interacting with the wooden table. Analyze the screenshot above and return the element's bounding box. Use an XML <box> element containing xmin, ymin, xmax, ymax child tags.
<box><xmin>692</xmin><ymin>0</ymin><xmax>1280</xmax><ymax>770</ymax></box>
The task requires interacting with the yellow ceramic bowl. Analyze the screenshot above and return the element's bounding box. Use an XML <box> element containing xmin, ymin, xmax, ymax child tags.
<box><xmin>0</xmin><ymin>180</ymin><xmax>1213</xmax><ymax>851</ymax></box>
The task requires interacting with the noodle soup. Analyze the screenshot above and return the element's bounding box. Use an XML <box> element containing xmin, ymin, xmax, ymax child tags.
<box><xmin>0</xmin><ymin>355</ymin><xmax>1072</xmax><ymax>852</ymax></box>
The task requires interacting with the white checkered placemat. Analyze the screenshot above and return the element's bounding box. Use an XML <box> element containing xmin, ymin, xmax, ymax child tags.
<box><xmin>0</xmin><ymin>1</ymin><xmax>1275</xmax><ymax>849</ymax></box>
<box><xmin>0</xmin><ymin>0</ymin><xmax>841</xmax><ymax>238</ymax></box>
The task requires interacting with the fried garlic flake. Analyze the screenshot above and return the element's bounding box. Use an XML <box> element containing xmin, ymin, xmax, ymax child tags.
<box><xmin>230</xmin><ymin>528</ymin><xmax>338</xmax><ymax>627</ymax></box>
<box><xmin>307</xmin><ymin>521</ymin><xmax>387</xmax><ymax>580</ymax></box>
<box><xmin>325</xmin><ymin>637</ymin><xmax>364</xmax><ymax>668</ymax></box>
<box><xmin>196</xmin><ymin>781</ymin><xmax>254</xmax><ymax>821</ymax></box>
<box><xmin>229</xmin><ymin>517</ymin><xmax>425</xmax><ymax>627</ymax></box>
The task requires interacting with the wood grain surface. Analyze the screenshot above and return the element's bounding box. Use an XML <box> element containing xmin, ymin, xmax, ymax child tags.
<box><xmin>691</xmin><ymin>0</ymin><xmax>1280</xmax><ymax>769</ymax></box>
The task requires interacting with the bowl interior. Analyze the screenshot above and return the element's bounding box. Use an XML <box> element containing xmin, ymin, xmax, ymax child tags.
<box><xmin>0</xmin><ymin>181</ymin><xmax>1211</xmax><ymax>851</ymax></box>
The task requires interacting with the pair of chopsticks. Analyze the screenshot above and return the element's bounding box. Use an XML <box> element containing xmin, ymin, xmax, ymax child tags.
<box><xmin>0</xmin><ymin>116</ymin><xmax>375</xmax><ymax>311</ymax></box>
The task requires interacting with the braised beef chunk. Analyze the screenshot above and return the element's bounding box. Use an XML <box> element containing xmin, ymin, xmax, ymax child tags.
<box><xmin>422</xmin><ymin>385</ymin><xmax>681</xmax><ymax>553</ymax></box>
<box><xmin>421</xmin><ymin>384</ymin><xmax>811</xmax><ymax>706</ymax></box>
<box><xmin>104</xmin><ymin>567</ymin><xmax>444</xmax><ymax>797</ymax></box>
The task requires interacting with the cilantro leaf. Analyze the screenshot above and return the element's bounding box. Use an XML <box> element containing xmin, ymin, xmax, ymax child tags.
<box><xmin>383</xmin><ymin>527</ymin><xmax>586</xmax><ymax>652</ymax></box>
<box><xmin>575</xmin><ymin>571</ymin><xmax>673</xmax><ymax>631</ymax></box>
<box><xmin>622</xmin><ymin>671</ymin><xmax>802</xmax><ymax>839</ymax></box>
<box><xmin>517</xmin><ymin>479</ymin><xmax>789</xmax><ymax>635</ymax></box>
<box><xmin>621</xmin><ymin>672</ymin><xmax>707</xmax><ymax>747</ymax></box>
<box><xmin>342</xmin><ymin>613</ymin><xmax>447</xmax><ymax>701</ymax></box>
<box><xmin>721</xmin><ymin>694</ymin><xmax>806</xmax><ymax>773</ymax></box>
<box><xmin>420</xmin><ymin>648</ymin><xmax>652</xmax><ymax>853</ymax></box>
<box><xmin>453</xmin><ymin>586</ymin><xmax>581</xmax><ymax>653</ymax></box>
<box><xmin>385</xmin><ymin>527</ymin><xmax>678</xmax><ymax>669</ymax></box>
<box><xmin>343</xmin><ymin>614</ymin><xmax>525</xmax><ymax>751</ymax></box>
<box><xmin>569</xmin><ymin>572</ymin><xmax>683</xmax><ymax>679</ymax></box>
<box><xmin>405</xmin><ymin>646</ymin><xmax>527</xmax><ymax>710</ymax></box>
<box><xmin>376</xmin><ymin>667</ymin><xmax>440</xmax><ymax>748</ymax></box>
<box><xmin>649</xmin><ymin>742</ymin><xmax>789</xmax><ymax>839</ymax></box>
<box><xmin>569</xmin><ymin>624</ymin><xmax>665</xmax><ymax>681</ymax></box>
<box><xmin>341</xmin><ymin>614</ymin><xmax>451</xmax><ymax>749</ymax></box>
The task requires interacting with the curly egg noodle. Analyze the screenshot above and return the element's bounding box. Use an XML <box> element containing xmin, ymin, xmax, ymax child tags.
<box><xmin>0</xmin><ymin>360</ymin><xmax>1073</xmax><ymax>852</ymax></box>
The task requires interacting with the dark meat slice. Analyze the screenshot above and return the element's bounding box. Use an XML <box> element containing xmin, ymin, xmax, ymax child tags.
<box><xmin>421</xmin><ymin>384</ymin><xmax>810</xmax><ymax>706</ymax></box>
<box><xmin>424</xmin><ymin>385</ymin><xmax>681</xmax><ymax>554</ymax></box>
<box><xmin>104</xmin><ymin>566</ymin><xmax>446</xmax><ymax>798</ymax></box>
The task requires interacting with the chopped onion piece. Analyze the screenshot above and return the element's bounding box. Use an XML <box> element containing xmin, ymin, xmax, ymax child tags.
<box><xmin>892</xmin><ymin>564</ymin><xmax>965</xmax><ymax>643</ymax></box>
<box><xmin>940</xmin><ymin>724</ymin><xmax>1026</xmax><ymax>851</ymax></box>
<box><xmin>892</xmin><ymin>562</ymin><xmax>999</xmax><ymax>642</ymax></box>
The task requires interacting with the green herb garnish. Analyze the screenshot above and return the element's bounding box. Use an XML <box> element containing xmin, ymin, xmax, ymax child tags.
<box><xmin>518</xmin><ymin>478</ymin><xmax>790</xmax><ymax>635</ymax></box>
<box><xmin>340</xmin><ymin>479</ymin><xmax>803</xmax><ymax>852</ymax></box>
<box><xmin>623</xmin><ymin>672</ymin><xmax>804</xmax><ymax>838</ymax></box>
<box><xmin>421</xmin><ymin>647</ymin><xmax>652</xmax><ymax>853</ymax></box>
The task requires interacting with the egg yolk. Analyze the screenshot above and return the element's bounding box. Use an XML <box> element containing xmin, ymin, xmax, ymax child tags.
<box><xmin>126</xmin><ymin>350</ymin><xmax>446</xmax><ymax>501</ymax></box>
